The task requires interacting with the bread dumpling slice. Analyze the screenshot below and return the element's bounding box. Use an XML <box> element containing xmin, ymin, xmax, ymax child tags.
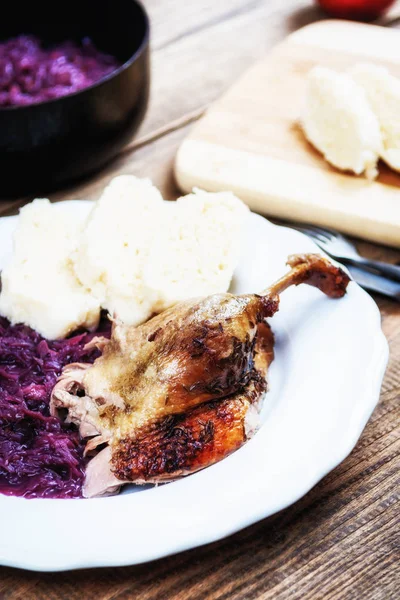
<box><xmin>143</xmin><ymin>189</ymin><xmax>249</xmax><ymax>312</ymax></box>
<box><xmin>73</xmin><ymin>175</ymin><xmax>164</xmax><ymax>327</ymax></box>
<box><xmin>350</xmin><ymin>63</ymin><xmax>400</xmax><ymax>172</ymax></box>
<box><xmin>302</xmin><ymin>66</ymin><xmax>382</xmax><ymax>179</ymax></box>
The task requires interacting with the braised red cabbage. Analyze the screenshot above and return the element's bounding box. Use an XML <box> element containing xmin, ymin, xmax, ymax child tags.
<box><xmin>0</xmin><ymin>317</ymin><xmax>110</xmax><ymax>498</ymax></box>
<box><xmin>0</xmin><ymin>35</ymin><xmax>120</xmax><ymax>107</ymax></box>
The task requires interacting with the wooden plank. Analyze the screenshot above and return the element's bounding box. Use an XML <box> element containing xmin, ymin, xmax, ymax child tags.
<box><xmin>146</xmin><ymin>0</ymin><xmax>312</xmax><ymax>51</ymax></box>
<box><xmin>146</xmin><ymin>0</ymin><xmax>400</xmax><ymax>52</ymax></box>
<box><xmin>139</xmin><ymin>0</ymin><xmax>321</xmax><ymax>138</ymax></box>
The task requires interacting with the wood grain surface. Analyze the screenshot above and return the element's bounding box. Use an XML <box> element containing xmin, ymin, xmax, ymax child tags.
<box><xmin>0</xmin><ymin>1</ymin><xmax>399</xmax><ymax>598</ymax></box>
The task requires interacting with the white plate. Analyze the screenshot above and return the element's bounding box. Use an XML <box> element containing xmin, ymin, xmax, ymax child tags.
<box><xmin>0</xmin><ymin>203</ymin><xmax>388</xmax><ymax>572</ymax></box>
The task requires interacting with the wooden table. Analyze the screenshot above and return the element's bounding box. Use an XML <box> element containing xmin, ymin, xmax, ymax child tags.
<box><xmin>0</xmin><ymin>2</ymin><xmax>399</xmax><ymax>598</ymax></box>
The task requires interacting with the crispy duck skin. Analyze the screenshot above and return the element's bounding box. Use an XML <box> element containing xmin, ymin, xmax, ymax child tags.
<box><xmin>51</xmin><ymin>254</ymin><xmax>350</xmax><ymax>497</ymax></box>
<box><xmin>112</xmin><ymin>322</ymin><xmax>273</xmax><ymax>483</ymax></box>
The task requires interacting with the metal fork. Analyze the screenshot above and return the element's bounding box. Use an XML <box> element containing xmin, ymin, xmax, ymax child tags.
<box><xmin>285</xmin><ymin>223</ymin><xmax>400</xmax><ymax>283</ymax></box>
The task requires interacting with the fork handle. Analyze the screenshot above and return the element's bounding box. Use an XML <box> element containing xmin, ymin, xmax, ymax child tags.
<box><xmin>346</xmin><ymin>257</ymin><xmax>400</xmax><ymax>283</ymax></box>
<box><xmin>347</xmin><ymin>265</ymin><xmax>400</xmax><ymax>301</ymax></box>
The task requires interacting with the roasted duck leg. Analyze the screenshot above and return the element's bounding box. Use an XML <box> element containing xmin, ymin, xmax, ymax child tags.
<box><xmin>51</xmin><ymin>254</ymin><xmax>350</xmax><ymax>497</ymax></box>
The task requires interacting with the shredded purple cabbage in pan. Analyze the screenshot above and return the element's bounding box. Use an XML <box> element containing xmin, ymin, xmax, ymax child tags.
<box><xmin>0</xmin><ymin>35</ymin><xmax>120</xmax><ymax>107</ymax></box>
<box><xmin>0</xmin><ymin>317</ymin><xmax>110</xmax><ymax>499</ymax></box>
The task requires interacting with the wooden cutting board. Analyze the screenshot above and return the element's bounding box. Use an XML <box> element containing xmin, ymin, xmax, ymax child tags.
<box><xmin>175</xmin><ymin>20</ymin><xmax>400</xmax><ymax>248</ymax></box>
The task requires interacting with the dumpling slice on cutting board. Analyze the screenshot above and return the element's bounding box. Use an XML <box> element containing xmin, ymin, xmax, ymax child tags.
<box><xmin>302</xmin><ymin>66</ymin><xmax>382</xmax><ymax>179</ymax></box>
<box><xmin>350</xmin><ymin>63</ymin><xmax>400</xmax><ymax>173</ymax></box>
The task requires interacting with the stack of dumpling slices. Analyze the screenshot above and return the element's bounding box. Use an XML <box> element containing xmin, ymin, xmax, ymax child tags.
<box><xmin>302</xmin><ymin>63</ymin><xmax>400</xmax><ymax>179</ymax></box>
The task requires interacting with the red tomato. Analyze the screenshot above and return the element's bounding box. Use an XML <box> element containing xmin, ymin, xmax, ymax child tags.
<box><xmin>317</xmin><ymin>0</ymin><xmax>395</xmax><ymax>20</ymax></box>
